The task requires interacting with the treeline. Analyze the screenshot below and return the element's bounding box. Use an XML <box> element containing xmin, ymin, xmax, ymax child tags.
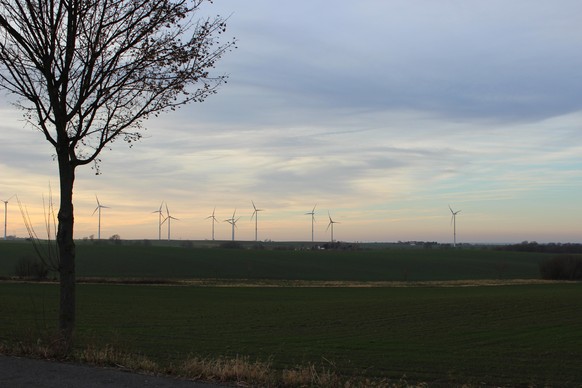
<box><xmin>497</xmin><ymin>241</ymin><xmax>582</xmax><ymax>280</ymax></box>
<box><xmin>497</xmin><ymin>241</ymin><xmax>582</xmax><ymax>254</ymax></box>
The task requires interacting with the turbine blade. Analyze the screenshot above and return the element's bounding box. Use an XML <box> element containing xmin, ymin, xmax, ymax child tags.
<box><xmin>1</xmin><ymin>194</ymin><xmax>15</xmax><ymax>202</ymax></box>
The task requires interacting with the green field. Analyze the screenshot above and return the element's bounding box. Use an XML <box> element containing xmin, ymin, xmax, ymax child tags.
<box><xmin>0</xmin><ymin>241</ymin><xmax>547</xmax><ymax>281</ymax></box>
<box><xmin>1</xmin><ymin>241</ymin><xmax>581</xmax><ymax>386</ymax></box>
<box><xmin>1</xmin><ymin>282</ymin><xmax>581</xmax><ymax>386</ymax></box>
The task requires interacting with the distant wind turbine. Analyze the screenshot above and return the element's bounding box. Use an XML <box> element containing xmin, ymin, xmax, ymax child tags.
<box><xmin>250</xmin><ymin>201</ymin><xmax>264</xmax><ymax>241</ymax></box>
<box><xmin>449</xmin><ymin>205</ymin><xmax>461</xmax><ymax>247</ymax></box>
<box><xmin>165</xmin><ymin>204</ymin><xmax>179</xmax><ymax>241</ymax></box>
<box><xmin>152</xmin><ymin>201</ymin><xmax>165</xmax><ymax>240</ymax></box>
<box><xmin>2</xmin><ymin>194</ymin><xmax>15</xmax><ymax>240</ymax></box>
<box><xmin>224</xmin><ymin>209</ymin><xmax>240</xmax><ymax>241</ymax></box>
<box><xmin>305</xmin><ymin>204</ymin><xmax>316</xmax><ymax>242</ymax></box>
<box><xmin>205</xmin><ymin>207</ymin><xmax>218</xmax><ymax>240</ymax></box>
<box><xmin>326</xmin><ymin>211</ymin><xmax>339</xmax><ymax>242</ymax></box>
<box><xmin>92</xmin><ymin>195</ymin><xmax>110</xmax><ymax>240</ymax></box>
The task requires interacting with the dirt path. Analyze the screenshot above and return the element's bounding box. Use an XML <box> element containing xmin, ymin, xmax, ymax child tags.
<box><xmin>0</xmin><ymin>355</ymin><xmax>224</xmax><ymax>388</ymax></box>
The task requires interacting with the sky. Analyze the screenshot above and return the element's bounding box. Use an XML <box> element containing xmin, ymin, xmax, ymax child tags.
<box><xmin>1</xmin><ymin>0</ymin><xmax>582</xmax><ymax>243</ymax></box>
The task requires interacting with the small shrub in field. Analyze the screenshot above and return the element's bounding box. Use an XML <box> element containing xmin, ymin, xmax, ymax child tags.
<box><xmin>252</xmin><ymin>242</ymin><xmax>266</xmax><ymax>250</ymax></box>
<box><xmin>539</xmin><ymin>255</ymin><xmax>582</xmax><ymax>280</ymax></box>
<box><xmin>181</xmin><ymin>241</ymin><xmax>194</xmax><ymax>248</ymax></box>
<box><xmin>108</xmin><ymin>234</ymin><xmax>122</xmax><ymax>245</ymax></box>
<box><xmin>219</xmin><ymin>241</ymin><xmax>243</xmax><ymax>249</ymax></box>
<box><xmin>14</xmin><ymin>256</ymin><xmax>49</xmax><ymax>280</ymax></box>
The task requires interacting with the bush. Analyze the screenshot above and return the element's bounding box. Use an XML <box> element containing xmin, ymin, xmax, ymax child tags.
<box><xmin>181</xmin><ymin>241</ymin><xmax>194</xmax><ymax>248</ymax></box>
<box><xmin>14</xmin><ymin>256</ymin><xmax>49</xmax><ymax>280</ymax></box>
<box><xmin>109</xmin><ymin>234</ymin><xmax>122</xmax><ymax>245</ymax></box>
<box><xmin>539</xmin><ymin>255</ymin><xmax>582</xmax><ymax>280</ymax></box>
<box><xmin>219</xmin><ymin>241</ymin><xmax>243</xmax><ymax>249</ymax></box>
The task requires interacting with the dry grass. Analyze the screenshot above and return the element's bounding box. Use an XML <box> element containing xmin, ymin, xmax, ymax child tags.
<box><xmin>77</xmin><ymin>278</ymin><xmax>567</xmax><ymax>287</ymax></box>
<box><xmin>77</xmin><ymin>343</ymin><xmax>158</xmax><ymax>372</ymax></box>
<box><xmin>1</xmin><ymin>329</ymin><xmax>70</xmax><ymax>359</ymax></box>
<box><xmin>3</xmin><ymin>277</ymin><xmax>564</xmax><ymax>288</ymax></box>
<box><xmin>1</xmin><ymin>336</ymin><xmax>434</xmax><ymax>387</ymax></box>
<box><xmin>173</xmin><ymin>278</ymin><xmax>564</xmax><ymax>288</ymax></box>
<box><xmin>179</xmin><ymin>355</ymin><xmax>273</xmax><ymax>385</ymax></box>
<box><xmin>281</xmin><ymin>362</ymin><xmax>343</xmax><ymax>387</ymax></box>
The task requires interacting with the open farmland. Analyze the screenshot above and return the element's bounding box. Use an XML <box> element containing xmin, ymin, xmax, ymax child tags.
<box><xmin>1</xmin><ymin>241</ymin><xmax>581</xmax><ymax>386</ymax></box>
<box><xmin>0</xmin><ymin>241</ymin><xmax>546</xmax><ymax>281</ymax></box>
<box><xmin>1</xmin><ymin>282</ymin><xmax>582</xmax><ymax>386</ymax></box>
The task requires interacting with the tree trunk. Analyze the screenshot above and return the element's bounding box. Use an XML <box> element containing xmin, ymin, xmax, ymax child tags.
<box><xmin>56</xmin><ymin>151</ymin><xmax>76</xmax><ymax>349</ymax></box>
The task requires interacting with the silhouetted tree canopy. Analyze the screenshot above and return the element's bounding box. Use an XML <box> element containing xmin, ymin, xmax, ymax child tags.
<box><xmin>1</xmin><ymin>0</ymin><xmax>235</xmax><ymax>170</ymax></box>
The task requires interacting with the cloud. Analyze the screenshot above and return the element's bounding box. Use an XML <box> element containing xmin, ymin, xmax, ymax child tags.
<box><xmin>2</xmin><ymin>1</ymin><xmax>582</xmax><ymax>242</ymax></box>
<box><xmin>207</xmin><ymin>0</ymin><xmax>582</xmax><ymax>123</ymax></box>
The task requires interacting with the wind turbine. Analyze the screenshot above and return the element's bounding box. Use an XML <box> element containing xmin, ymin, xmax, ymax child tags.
<box><xmin>326</xmin><ymin>211</ymin><xmax>339</xmax><ymax>242</ymax></box>
<box><xmin>205</xmin><ymin>207</ymin><xmax>218</xmax><ymax>240</ymax></box>
<box><xmin>305</xmin><ymin>204</ymin><xmax>317</xmax><ymax>242</ymax></box>
<box><xmin>152</xmin><ymin>201</ymin><xmax>165</xmax><ymax>240</ymax></box>
<box><xmin>165</xmin><ymin>204</ymin><xmax>179</xmax><ymax>241</ymax></box>
<box><xmin>250</xmin><ymin>201</ymin><xmax>264</xmax><ymax>241</ymax></box>
<box><xmin>2</xmin><ymin>194</ymin><xmax>15</xmax><ymax>240</ymax></box>
<box><xmin>92</xmin><ymin>195</ymin><xmax>110</xmax><ymax>240</ymax></box>
<box><xmin>449</xmin><ymin>205</ymin><xmax>461</xmax><ymax>247</ymax></box>
<box><xmin>224</xmin><ymin>209</ymin><xmax>240</xmax><ymax>241</ymax></box>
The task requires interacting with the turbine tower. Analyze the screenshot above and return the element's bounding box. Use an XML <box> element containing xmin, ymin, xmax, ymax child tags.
<box><xmin>152</xmin><ymin>201</ymin><xmax>165</xmax><ymax>240</ymax></box>
<box><xmin>326</xmin><ymin>211</ymin><xmax>339</xmax><ymax>242</ymax></box>
<box><xmin>305</xmin><ymin>204</ymin><xmax>317</xmax><ymax>242</ymax></box>
<box><xmin>250</xmin><ymin>201</ymin><xmax>264</xmax><ymax>241</ymax></box>
<box><xmin>2</xmin><ymin>194</ymin><xmax>15</xmax><ymax>240</ymax></box>
<box><xmin>165</xmin><ymin>204</ymin><xmax>179</xmax><ymax>241</ymax></box>
<box><xmin>205</xmin><ymin>207</ymin><xmax>218</xmax><ymax>240</ymax></box>
<box><xmin>449</xmin><ymin>205</ymin><xmax>461</xmax><ymax>247</ymax></box>
<box><xmin>224</xmin><ymin>209</ymin><xmax>239</xmax><ymax>241</ymax></box>
<box><xmin>92</xmin><ymin>195</ymin><xmax>110</xmax><ymax>240</ymax></box>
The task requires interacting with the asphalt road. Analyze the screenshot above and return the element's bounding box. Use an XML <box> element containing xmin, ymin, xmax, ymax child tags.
<box><xmin>0</xmin><ymin>355</ymin><xmax>225</xmax><ymax>388</ymax></box>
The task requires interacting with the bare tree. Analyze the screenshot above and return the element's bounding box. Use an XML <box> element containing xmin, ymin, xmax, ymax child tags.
<box><xmin>0</xmin><ymin>0</ymin><xmax>235</xmax><ymax>348</ymax></box>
